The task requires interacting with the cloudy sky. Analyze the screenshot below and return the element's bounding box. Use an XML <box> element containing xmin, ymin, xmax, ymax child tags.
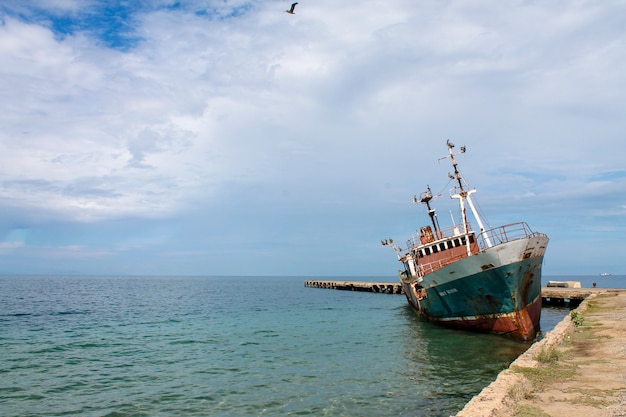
<box><xmin>0</xmin><ymin>0</ymin><xmax>624</xmax><ymax>277</ymax></box>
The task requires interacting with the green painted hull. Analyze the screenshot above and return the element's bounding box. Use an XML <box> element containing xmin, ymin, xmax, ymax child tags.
<box><xmin>418</xmin><ymin>257</ymin><xmax>542</xmax><ymax>319</ymax></box>
<box><xmin>401</xmin><ymin>235</ymin><xmax>548</xmax><ymax>340</ymax></box>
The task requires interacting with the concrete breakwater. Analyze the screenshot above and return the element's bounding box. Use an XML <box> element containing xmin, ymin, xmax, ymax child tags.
<box><xmin>456</xmin><ymin>289</ymin><xmax>626</xmax><ymax>416</ymax></box>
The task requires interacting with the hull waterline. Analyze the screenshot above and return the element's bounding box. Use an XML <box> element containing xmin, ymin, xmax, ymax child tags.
<box><xmin>403</xmin><ymin>289</ymin><xmax>542</xmax><ymax>341</ymax></box>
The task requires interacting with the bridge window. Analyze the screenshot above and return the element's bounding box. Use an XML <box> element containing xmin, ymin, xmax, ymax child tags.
<box><xmin>424</xmin><ymin>247</ymin><xmax>431</xmax><ymax>256</ymax></box>
<box><xmin>432</xmin><ymin>245</ymin><xmax>439</xmax><ymax>254</ymax></box>
<box><xmin>439</xmin><ymin>243</ymin><xmax>446</xmax><ymax>251</ymax></box>
<box><xmin>454</xmin><ymin>238</ymin><xmax>461</xmax><ymax>247</ymax></box>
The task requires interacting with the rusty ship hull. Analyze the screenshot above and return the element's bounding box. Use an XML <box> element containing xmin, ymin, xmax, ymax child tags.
<box><xmin>400</xmin><ymin>232</ymin><xmax>548</xmax><ymax>340</ymax></box>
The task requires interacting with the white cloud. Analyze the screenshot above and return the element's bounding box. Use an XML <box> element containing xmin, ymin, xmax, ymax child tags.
<box><xmin>0</xmin><ymin>0</ymin><xmax>625</xmax><ymax>274</ymax></box>
<box><xmin>0</xmin><ymin>241</ymin><xmax>24</xmax><ymax>250</ymax></box>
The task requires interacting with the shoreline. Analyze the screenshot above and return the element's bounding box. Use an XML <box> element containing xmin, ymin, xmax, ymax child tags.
<box><xmin>456</xmin><ymin>290</ymin><xmax>626</xmax><ymax>416</ymax></box>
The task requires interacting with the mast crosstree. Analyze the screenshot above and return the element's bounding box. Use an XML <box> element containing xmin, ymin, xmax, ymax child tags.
<box><xmin>440</xmin><ymin>140</ymin><xmax>492</xmax><ymax>250</ymax></box>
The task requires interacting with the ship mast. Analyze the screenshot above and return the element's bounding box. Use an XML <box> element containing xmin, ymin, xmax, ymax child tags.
<box><xmin>414</xmin><ymin>185</ymin><xmax>440</xmax><ymax>236</ymax></box>
<box><xmin>442</xmin><ymin>140</ymin><xmax>493</xmax><ymax>249</ymax></box>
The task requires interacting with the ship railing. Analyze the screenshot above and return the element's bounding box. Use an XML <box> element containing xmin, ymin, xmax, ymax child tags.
<box><xmin>476</xmin><ymin>222</ymin><xmax>546</xmax><ymax>250</ymax></box>
<box><xmin>414</xmin><ymin>222</ymin><xmax>548</xmax><ymax>276</ymax></box>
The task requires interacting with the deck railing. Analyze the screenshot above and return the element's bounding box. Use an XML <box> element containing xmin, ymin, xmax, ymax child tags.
<box><xmin>413</xmin><ymin>222</ymin><xmax>547</xmax><ymax>277</ymax></box>
<box><xmin>476</xmin><ymin>222</ymin><xmax>547</xmax><ymax>250</ymax></box>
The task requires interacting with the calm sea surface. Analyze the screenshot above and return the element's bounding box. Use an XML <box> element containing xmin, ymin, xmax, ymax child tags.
<box><xmin>1</xmin><ymin>274</ymin><xmax>624</xmax><ymax>417</ymax></box>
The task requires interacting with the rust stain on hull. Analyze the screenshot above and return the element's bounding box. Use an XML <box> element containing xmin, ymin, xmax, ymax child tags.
<box><xmin>427</xmin><ymin>296</ymin><xmax>542</xmax><ymax>341</ymax></box>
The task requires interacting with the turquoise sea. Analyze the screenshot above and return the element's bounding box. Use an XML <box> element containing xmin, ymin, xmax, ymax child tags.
<box><xmin>1</xmin><ymin>274</ymin><xmax>623</xmax><ymax>417</ymax></box>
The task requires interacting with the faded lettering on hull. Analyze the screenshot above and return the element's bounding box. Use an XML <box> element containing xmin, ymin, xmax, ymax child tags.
<box><xmin>438</xmin><ymin>288</ymin><xmax>458</xmax><ymax>297</ymax></box>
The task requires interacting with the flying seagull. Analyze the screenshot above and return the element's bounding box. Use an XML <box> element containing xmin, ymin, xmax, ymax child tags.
<box><xmin>285</xmin><ymin>2</ymin><xmax>298</xmax><ymax>14</ymax></box>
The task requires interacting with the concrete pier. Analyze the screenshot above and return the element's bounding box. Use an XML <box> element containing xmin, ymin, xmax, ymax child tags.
<box><xmin>541</xmin><ymin>287</ymin><xmax>605</xmax><ymax>306</ymax></box>
<box><xmin>304</xmin><ymin>280</ymin><xmax>403</xmax><ymax>294</ymax></box>
<box><xmin>304</xmin><ymin>279</ymin><xmax>620</xmax><ymax>305</ymax></box>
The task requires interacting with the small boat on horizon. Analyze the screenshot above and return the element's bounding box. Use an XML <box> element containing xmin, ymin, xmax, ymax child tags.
<box><xmin>383</xmin><ymin>140</ymin><xmax>549</xmax><ymax>341</ymax></box>
<box><xmin>600</xmin><ymin>272</ymin><xmax>611</xmax><ymax>277</ymax></box>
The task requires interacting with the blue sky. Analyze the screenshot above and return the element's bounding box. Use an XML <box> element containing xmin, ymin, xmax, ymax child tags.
<box><xmin>0</xmin><ymin>0</ymin><xmax>625</xmax><ymax>276</ymax></box>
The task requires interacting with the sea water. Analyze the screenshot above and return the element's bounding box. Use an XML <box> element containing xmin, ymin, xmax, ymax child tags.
<box><xmin>1</xmin><ymin>275</ymin><xmax>620</xmax><ymax>417</ymax></box>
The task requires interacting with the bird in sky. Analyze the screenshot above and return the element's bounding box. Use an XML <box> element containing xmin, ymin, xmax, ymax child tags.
<box><xmin>285</xmin><ymin>2</ymin><xmax>298</xmax><ymax>14</ymax></box>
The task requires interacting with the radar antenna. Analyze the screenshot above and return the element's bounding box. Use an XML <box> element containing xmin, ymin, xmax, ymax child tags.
<box><xmin>414</xmin><ymin>185</ymin><xmax>441</xmax><ymax>234</ymax></box>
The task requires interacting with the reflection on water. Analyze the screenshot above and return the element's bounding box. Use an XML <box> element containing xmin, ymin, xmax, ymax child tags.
<box><xmin>538</xmin><ymin>305</ymin><xmax>571</xmax><ymax>338</ymax></box>
<box><xmin>392</xmin><ymin>305</ymin><xmax>532</xmax><ymax>415</ymax></box>
<box><xmin>392</xmin><ymin>300</ymin><xmax>572</xmax><ymax>410</ymax></box>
